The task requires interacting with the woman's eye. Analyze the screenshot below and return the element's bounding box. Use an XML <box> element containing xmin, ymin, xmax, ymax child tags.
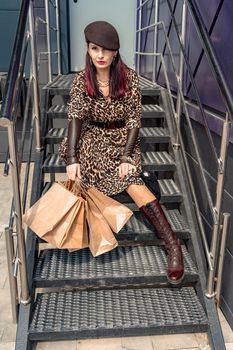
<box><xmin>91</xmin><ymin>47</ymin><xmax>97</xmax><ymax>51</ymax></box>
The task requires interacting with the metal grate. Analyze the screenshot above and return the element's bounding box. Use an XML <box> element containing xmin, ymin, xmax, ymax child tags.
<box><xmin>43</xmin><ymin>151</ymin><xmax>176</xmax><ymax>173</ymax></box>
<box><xmin>29</xmin><ymin>287</ymin><xmax>208</xmax><ymax>340</ymax></box>
<box><xmin>142</xmin><ymin>104</ymin><xmax>164</xmax><ymax>113</ymax></box>
<box><xmin>141</xmin><ymin>151</ymin><xmax>176</xmax><ymax>171</ymax></box>
<box><xmin>45</xmin><ymin>127</ymin><xmax>170</xmax><ymax>144</ymax></box>
<box><xmin>48</xmin><ymin>103</ymin><xmax>165</xmax><ymax>119</ymax></box>
<box><xmin>34</xmin><ymin>245</ymin><xmax>197</xmax><ymax>287</ymax></box>
<box><xmin>45</xmin><ymin>74</ymin><xmax>161</xmax><ymax>96</ymax></box>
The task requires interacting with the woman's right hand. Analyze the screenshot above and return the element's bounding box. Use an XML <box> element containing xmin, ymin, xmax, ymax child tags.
<box><xmin>66</xmin><ymin>163</ymin><xmax>81</xmax><ymax>181</ymax></box>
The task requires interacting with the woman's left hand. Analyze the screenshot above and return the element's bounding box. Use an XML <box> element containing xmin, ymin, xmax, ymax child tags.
<box><xmin>119</xmin><ymin>162</ymin><xmax>137</xmax><ymax>180</ymax></box>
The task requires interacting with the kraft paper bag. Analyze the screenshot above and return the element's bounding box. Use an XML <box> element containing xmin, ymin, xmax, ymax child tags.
<box><xmin>44</xmin><ymin>197</ymin><xmax>88</xmax><ymax>249</ymax></box>
<box><xmin>23</xmin><ymin>182</ymin><xmax>78</xmax><ymax>237</ymax></box>
<box><xmin>85</xmin><ymin>198</ymin><xmax>118</xmax><ymax>257</ymax></box>
<box><xmin>87</xmin><ymin>186</ymin><xmax>133</xmax><ymax>233</ymax></box>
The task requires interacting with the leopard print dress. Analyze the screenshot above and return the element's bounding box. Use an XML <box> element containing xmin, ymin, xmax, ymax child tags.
<box><xmin>58</xmin><ymin>68</ymin><xmax>144</xmax><ymax>196</ymax></box>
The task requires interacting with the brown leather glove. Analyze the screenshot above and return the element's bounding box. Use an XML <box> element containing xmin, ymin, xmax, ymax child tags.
<box><xmin>120</xmin><ymin>127</ymin><xmax>139</xmax><ymax>164</ymax></box>
<box><xmin>66</xmin><ymin>118</ymin><xmax>82</xmax><ymax>165</ymax></box>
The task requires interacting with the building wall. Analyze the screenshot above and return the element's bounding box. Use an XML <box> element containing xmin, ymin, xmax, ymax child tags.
<box><xmin>137</xmin><ymin>0</ymin><xmax>233</xmax><ymax>328</ymax></box>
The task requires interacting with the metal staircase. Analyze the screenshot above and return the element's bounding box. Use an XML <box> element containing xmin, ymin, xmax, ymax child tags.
<box><xmin>14</xmin><ymin>74</ymin><xmax>226</xmax><ymax>349</ymax></box>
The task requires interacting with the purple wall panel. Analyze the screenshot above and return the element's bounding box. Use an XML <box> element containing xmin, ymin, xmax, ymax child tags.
<box><xmin>185</xmin><ymin>0</ymin><xmax>233</xmax><ymax>113</ymax></box>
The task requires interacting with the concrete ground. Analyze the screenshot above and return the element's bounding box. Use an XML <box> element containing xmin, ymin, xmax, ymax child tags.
<box><xmin>0</xmin><ymin>163</ymin><xmax>233</xmax><ymax>350</ymax></box>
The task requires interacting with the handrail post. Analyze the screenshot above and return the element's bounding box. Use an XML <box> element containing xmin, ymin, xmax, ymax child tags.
<box><xmin>206</xmin><ymin>116</ymin><xmax>230</xmax><ymax>298</ymax></box>
<box><xmin>215</xmin><ymin>212</ymin><xmax>230</xmax><ymax>306</ymax></box>
<box><xmin>136</xmin><ymin>0</ymin><xmax>143</xmax><ymax>72</ymax></box>
<box><xmin>45</xmin><ymin>0</ymin><xmax>52</xmax><ymax>82</ymax></box>
<box><xmin>55</xmin><ymin>0</ymin><xmax>61</xmax><ymax>75</ymax></box>
<box><xmin>152</xmin><ymin>0</ymin><xmax>159</xmax><ymax>83</ymax></box>
<box><xmin>7</xmin><ymin>124</ymin><xmax>31</xmax><ymax>305</ymax></box>
<box><xmin>28</xmin><ymin>1</ymin><xmax>42</xmax><ymax>151</ymax></box>
<box><xmin>175</xmin><ymin>0</ymin><xmax>187</xmax><ymax>147</ymax></box>
<box><xmin>5</xmin><ymin>227</ymin><xmax>19</xmax><ymax>322</ymax></box>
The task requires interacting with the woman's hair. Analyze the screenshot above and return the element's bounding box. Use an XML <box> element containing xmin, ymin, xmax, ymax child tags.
<box><xmin>85</xmin><ymin>47</ymin><xmax>128</xmax><ymax>99</ymax></box>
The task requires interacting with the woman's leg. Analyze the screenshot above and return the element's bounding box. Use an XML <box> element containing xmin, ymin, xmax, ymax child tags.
<box><xmin>126</xmin><ymin>184</ymin><xmax>184</xmax><ymax>285</ymax></box>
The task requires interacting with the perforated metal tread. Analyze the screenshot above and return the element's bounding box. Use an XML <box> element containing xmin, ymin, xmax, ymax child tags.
<box><xmin>29</xmin><ymin>287</ymin><xmax>208</xmax><ymax>340</ymax></box>
<box><xmin>47</xmin><ymin>103</ymin><xmax>165</xmax><ymax>119</ymax></box>
<box><xmin>112</xmin><ymin>178</ymin><xmax>182</xmax><ymax>204</ymax></box>
<box><xmin>34</xmin><ymin>245</ymin><xmax>197</xmax><ymax>288</ymax></box>
<box><xmin>45</xmin><ymin>127</ymin><xmax>170</xmax><ymax>144</ymax></box>
<box><xmin>41</xmin><ymin>183</ymin><xmax>188</xmax><ymax>239</ymax></box>
<box><xmin>44</xmin><ymin>74</ymin><xmax>161</xmax><ymax>96</ymax></box>
<box><xmin>42</xmin><ymin>151</ymin><xmax>176</xmax><ymax>173</ymax></box>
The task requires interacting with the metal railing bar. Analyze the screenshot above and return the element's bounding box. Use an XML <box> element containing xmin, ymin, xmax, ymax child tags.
<box><xmin>152</xmin><ymin>0</ymin><xmax>159</xmax><ymax>82</ymax></box>
<box><xmin>45</xmin><ymin>0</ymin><xmax>52</xmax><ymax>82</ymax></box>
<box><xmin>8</xmin><ymin>124</ymin><xmax>30</xmax><ymax>304</ymax></box>
<box><xmin>215</xmin><ymin>212</ymin><xmax>230</xmax><ymax>305</ymax></box>
<box><xmin>175</xmin><ymin>1</ymin><xmax>187</xmax><ymax>146</ymax></box>
<box><xmin>56</xmin><ymin>0</ymin><xmax>61</xmax><ymax>74</ymax></box>
<box><xmin>137</xmin><ymin>49</ymin><xmax>217</xmax><ymax>222</ymax></box>
<box><xmin>162</xmin><ymin>2</ymin><xmax>220</xmax><ymax>168</ymax></box>
<box><xmin>18</xmin><ymin>76</ymin><xmax>33</xmax><ymax>159</ymax></box>
<box><xmin>206</xmin><ymin>114</ymin><xmax>230</xmax><ymax>297</ymax></box>
<box><xmin>156</xmin><ymin>0</ymin><xmax>178</xmax><ymax>82</ymax></box>
<box><xmin>155</xmin><ymin>54</ymin><xmax>213</xmax><ymax>268</ymax></box>
<box><xmin>22</xmin><ymin>118</ymin><xmax>35</xmax><ymax>213</ymax></box>
<box><xmin>136</xmin><ymin>22</ymin><xmax>158</xmax><ymax>32</ymax></box>
<box><xmin>29</xmin><ymin>2</ymin><xmax>42</xmax><ymax>151</ymax></box>
<box><xmin>142</xmin><ymin>2</ymin><xmax>154</xmax><ymax>53</ymax></box>
<box><xmin>186</xmin><ymin>0</ymin><xmax>233</xmax><ymax>119</ymax></box>
<box><xmin>36</xmin><ymin>17</ymin><xmax>57</xmax><ymax>32</ymax></box>
<box><xmin>186</xmin><ymin>0</ymin><xmax>224</xmax><ymax>95</ymax></box>
<box><xmin>4</xmin><ymin>227</ymin><xmax>19</xmax><ymax>323</ymax></box>
<box><xmin>137</xmin><ymin>0</ymin><xmax>152</xmax><ymax>11</ymax></box>
<box><xmin>3</xmin><ymin>149</ymin><xmax>10</xmax><ymax>176</ymax></box>
<box><xmin>171</xmin><ymin>91</ymin><xmax>227</xmax><ymax>121</ymax></box>
<box><xmin>49</xmin><ymin>0</ymin><xmax>56</xmax><ymax>7</ymax></box>
<box><xmin>0</xmin><ymin>0</ymin><xmax>30</xmax><ymax>124</ymax></box>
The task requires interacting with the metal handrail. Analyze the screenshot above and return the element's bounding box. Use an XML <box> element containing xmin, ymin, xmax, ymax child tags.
<box><xmin>136</xmin><ymin>21</ymin><xmax>217</xmax><ymax>223</ymax></box>
<box><xmin>136</xmin><ymin>51</ymin><xmax>213</xmax><ymax>270</ymax></box>
<box><xmin>0</xmin><ymin>0</ymin><xmax>61</xmax><ymax>320</ymax></box>
<box><xmin>135</xmin><ymin>0</ymin><xmax>231</xmax><ymax>299</ymax></box>
<box><xmin>0</xmin><ymin>0</ymin><xmax>30</xmax><ymax>125</ymax></box>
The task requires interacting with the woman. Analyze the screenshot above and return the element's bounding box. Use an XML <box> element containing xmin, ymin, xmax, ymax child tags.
<box><xmin>59</xmin><ymin>21</ymin><xmax>184</xmax><ymax>285</ymax></box>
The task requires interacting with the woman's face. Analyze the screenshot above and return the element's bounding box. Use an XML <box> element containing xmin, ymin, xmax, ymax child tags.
<box><xmin>88</xmin><ymin>42</ymin><xmax>117</xmax><ymax>70</ymax></box>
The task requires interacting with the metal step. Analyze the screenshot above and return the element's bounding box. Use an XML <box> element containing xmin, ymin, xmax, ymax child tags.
<box><xmin>29</xmin><ymin>287</ymin><xmax>208</xmax><ymax>341</ymax></box>
<box><xmin>117</xmin><ymin>209</ymin><xmax>191</xmax><ymax>241</ymax></box>
<box><xmin>41</xmin><ymin>182</ymin><xmax>189</xmax><ymax>240</ymax></box>
<box><xmin>47</xmin><ymin>104</ymin><xmax>165</xmax><ymax>119</ymax></box>
<box><xmin>34</xmin><ymin>245</ymin><xmax>197</xmax><ymax>288</ymax></box>
<box><xmin>112</xmin><ymin>179</ymin><xmax>182</xmax><ymax>204</ymax></box>
<box><xmin>42</xmin><ymin>151</ymin><xmax>176</xmax><ymax>173</ymax></box>
<box><xmin>42</xmin><ymin>178</ymin><xmax>182</xmax><ymax>204</ymax></box>
<box><xmin>45</xmin><ymin>127</ymin><xmax>170</xmax><ymax>144</ymax></box>
<box><xmin>45</xmin><ymin>74</ymin><xmax>161</xmax><ymax>96</ymax></box>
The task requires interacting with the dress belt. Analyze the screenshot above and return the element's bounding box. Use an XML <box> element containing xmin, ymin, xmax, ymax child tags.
<box><xmin>90</xmin><ymin>119</ymin><xmax>125</xmax><ymax>129</ymax></box>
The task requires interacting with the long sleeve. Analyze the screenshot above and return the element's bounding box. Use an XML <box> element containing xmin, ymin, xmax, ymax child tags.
<box><xmin>66</xmin><ymin>118</ymin><xmax>82</xmax><ymax>165</ymax></box>
<box><xmin>66</xmin><ymin>72</ymin><xmax>90</xmax><ymax>164</ymax></box>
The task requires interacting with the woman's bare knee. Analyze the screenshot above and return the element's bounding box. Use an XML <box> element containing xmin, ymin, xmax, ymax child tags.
<box><xmin>126</xmin><ymin>184</ymin><xmax>156</xmax><ymax>208</ymax></box>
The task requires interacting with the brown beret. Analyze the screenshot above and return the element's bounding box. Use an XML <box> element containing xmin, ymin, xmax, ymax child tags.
<box><xmin>84</xmin><ymin>21</ymin><xmax>120</xmax><ymax>50</ymax></box>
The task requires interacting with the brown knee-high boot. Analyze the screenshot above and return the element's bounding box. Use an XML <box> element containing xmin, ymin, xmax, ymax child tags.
<box><xmin>140</xmin><ymin>198</ymin><xmax>184</xmax><ymax>284</ymax></box>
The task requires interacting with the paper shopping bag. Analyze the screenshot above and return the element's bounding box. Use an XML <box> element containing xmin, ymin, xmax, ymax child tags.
<box><xmin>23</xmin><ymin>182</ymin><xmax>78</xmax><ymax>237</ymax></box>
<box><xmin>59</xmin><ymin>197</ymin><xmax>88</xmax><ymax>249</ymax></box>
<box><xmin>41</xmin><ymin>197</ymin><xmax>88</xmax><ymax>249</ymax></box>
<box><xmin>87</xmin><ymin>186</ymin><xmax>133</xmax><ymax>233</ymax></box>
<box><xmin>85</xmin><ymin>198</ymin><xmax>118</xmax><ymax>257</ymax></box>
